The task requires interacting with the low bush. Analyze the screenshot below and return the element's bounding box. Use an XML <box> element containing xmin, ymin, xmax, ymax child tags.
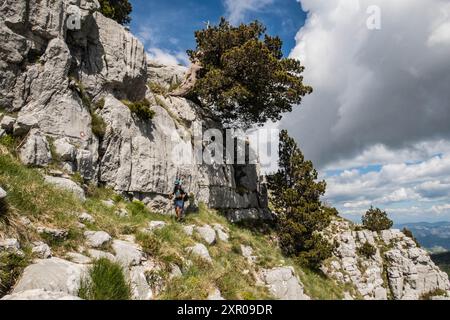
<box><xmin>357</xmin><ymin>242</ymin><xmax>377</xmax><ymax>259</ymax></box>
<box><xmin>91</xmin><ymin>113</ymin><xmax>107</xmax><ymax>138</ymax></box>
<box><xmin>122</xmin><ymin>99</ymin><xmax>155</xmax><ymax>121</ymax></box>
<box><xmin>362</xmin><ymin>206</ymin><xmax>393</xmax><ymax>232</ymax></box>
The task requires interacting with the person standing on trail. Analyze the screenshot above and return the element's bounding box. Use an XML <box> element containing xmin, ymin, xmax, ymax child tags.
<box><xmin>170</xmin><ymin>179</ymin><xmax>187</xmax><ymax>221</ymax></box>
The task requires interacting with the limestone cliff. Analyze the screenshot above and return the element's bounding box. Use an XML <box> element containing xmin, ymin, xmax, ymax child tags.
<box><xmin>0</xmin><ymin>0</ymin><xmax>270</xmax><ymax>221</ymax></box>
<box><xmin>321</xmin><ymin>218</ymin><xmax>450</xmax><ymax>300</ymax></box>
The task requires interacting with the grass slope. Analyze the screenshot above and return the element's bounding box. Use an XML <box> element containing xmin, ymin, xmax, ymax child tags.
<box><xmin>0</xmin><ymin>139</ymin><xmax>347</xmax><ymax>300</ymax></box>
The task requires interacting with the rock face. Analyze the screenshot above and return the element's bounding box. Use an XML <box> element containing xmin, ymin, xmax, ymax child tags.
<box><xmin>321</xmin><ymin>219</ymin><xmax>450</xmax><ymax>300</ymax></box>
<box><xmin>84</xmin><ymin>230</ymin><xmax>112</xmax><ymax>248</ymax></box>
<box><xmin>259</xmin><ymin>267</ymin><xmax>310</xmax><ymax>300</ymax></box>
<box><xmin>187</xmin><ymin>243</ymin><xmax>212</xmax><ymax>263</ymax></box>
<box><xmin>1</xmin><ymin>289</ymin><xmax>82</xmax><ymax>300</ymax></box>
<box><xmin>0</xmin><ymin>0</ymin><xmax>269</xmax><ymax>219</ymax></box>
<box><xmin>44</xmin><ymin>176</ymin><xmax>85</xmax><ymax>201</ymax></box>
<box><xmin>12</xmin><ymin>258</ymin><xmax>87</xmax><ymax>296</ymax></box>
<box><xmin>19</xmin><ymin>129</ymin><xmax>52</xmax><ymax>167</ymax></box>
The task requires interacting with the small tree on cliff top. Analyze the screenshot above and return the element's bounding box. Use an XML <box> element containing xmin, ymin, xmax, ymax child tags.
<box><xmin>267</xmin><ymin>130</ymin><xmax>334</xmax><ymax>269</ymax></box>
<box><xmin>99</xmin><ymin>0</ymin><xmax>132</xmax><ymax>25</ymax></box>
<box><xmin>362</xmin><ymin>206</ymin><xmax>393</xmax><ymax>232</ymax></box>
<box><xmin>178</xmin><ymin>18</ymin><xmax>312</xmax><ymax>128</ymax></box>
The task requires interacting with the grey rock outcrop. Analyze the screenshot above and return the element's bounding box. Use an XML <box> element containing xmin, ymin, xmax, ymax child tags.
<box><xmin>0</xmin><ymin>116</ymin><xmax>15</xmax><ymax>132</ymax></box>
<box><xmin>321</xmin><ymin>219</ymin><xmax>450</xmax><ymax>300</ymax></box>
<box><xmin>31</xmin><ymin>241</ymin><xmax>52</xmax><ymax>259</ymax></box>
<box><xmin>259</xmin><ymin>267</ymin><xmax>310</xmax><ymax>300</ymax></box>
<box><xmin>19</xmin><ymin>129</ymin><xmax>52</xmax><ymax>167</ymax></box>
<box><xmin>84</xmin><ymin>230</ymin><xmax>112</xmax><ymax>248</ymax></box>
<box><xmin>1</xmin><ymin>289</ymin><xmax>82</xmax><ymax>300</ymax></box>
<box><xmin>36</xmin><ymin>226</ymin><xmax>68</xmax><ymax>240</ymax></box>
<box><xmin>195</xmin><ymin>225</ymin><xmax>216</xmax><ymax>245</ymax></box>
<box><xmin>0</xmin><ymin>186</ymin><xmax>6</xmax><ymax>199</ymax></box>
<box><xmin>207</xmin><ymin>288</ymin><xmax>225</xmax><ymax>300</ymax></box>
<box><xmin>0</xmin><ymin>238</ymin><xmax>20</xmax><ymax>253</ymax></box>
<box><xmin>186</xmin><ymin>243</ymin><xmax>212</xmax><ymax>263</ymax></box>
<box><xmin>147</xmin><ymin>62</ymin><xmax>187</xmax><ymax>90</ymax></box>
<box><xmin>78</xmin><ymin>212</ymin><xmax>95</xmax><ymax>224</ymax></box>
<box><xmin>11</xmin><ymin>258</ymin><xmax>87</xmax><ymax>296</ymax></box>
<box><xmin>44</xmin><ymin>176</ymin><xmax>85</xmax><ymax>201</ymax></box>
<box><xmin>112</xmin><ymin>239</ymin><xmax>145</xmax><ymax>267</ymax></box>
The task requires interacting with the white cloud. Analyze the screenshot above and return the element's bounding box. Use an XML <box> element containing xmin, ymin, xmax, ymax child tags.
<box><xmin>284</xmin><ymin>0</ymin><xmax>450</xmax><ymax>223</ymax></box>
<box><xmin>324</xmin><ymin>152</ymin><xmax>450</xmax><ymax>222</ymax></box>
<box><xmin>287</xmin><ymin>0</ymin><xmax>450</xmax><ymax>169</ymax></box>
<box><xmin>224</xmin><ymin>0</ymin><xmax>274</xmax><ymax>24</ymax></box>
<box><xmin>146</xmin><ymin>48</ymin><xmax>188</xmax><ymax>66</ymax></box>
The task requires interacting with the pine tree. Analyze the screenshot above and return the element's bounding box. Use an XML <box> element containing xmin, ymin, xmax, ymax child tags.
<box><xmin>362</xmin><ymin>206</ymin><xmax>393</xmax><ymax>232</ymax></box>
<box><xmin>181</xmin><ymin>18</ymin><xmax>312</xmax><ymax>128</ymax></box>
<box><xmin>98</xmin><ymin>0</ymin><xmax>132</xmax><ymax>25</ymax></box>
<box><xmin>267</xmin><ymin>130</ymin><xmax>334</xmax><ymax>269</ymax></box>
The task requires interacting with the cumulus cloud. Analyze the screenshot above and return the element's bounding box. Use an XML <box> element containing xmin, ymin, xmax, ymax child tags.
<box><xmin>325</xmin><ymin>153</ymin><xmax>450</xmax><ymax>222</ymax></box>
<box><xmin>287</xmin><ymin>0</ymin><xmax>450</xmax><ymax>169</ymax></box>
<box><xmin>146</xmin><ymin>48</ymin><xmax>189</xmax><ymax>66</ymax></box>
<box><xmin>224</xmin><ymin>0</ymin><xmax>274</xmax><ymax>24</ymax></box>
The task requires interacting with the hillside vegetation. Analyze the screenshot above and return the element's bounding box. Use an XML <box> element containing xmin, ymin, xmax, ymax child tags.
<box><xmin>0</xmin><ymin>140</ymin><xmax>345</xmax><ymax>300</ymax></box>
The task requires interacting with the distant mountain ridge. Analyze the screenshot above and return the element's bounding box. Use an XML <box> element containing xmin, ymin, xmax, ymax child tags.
<box><xmin>396</xmin><ymin>222</ymin><xmax>450</xmax><ymax>253</ymax></box>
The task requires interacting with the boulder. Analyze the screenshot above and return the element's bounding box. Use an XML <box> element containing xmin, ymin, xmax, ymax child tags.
<box><xmin>182</xmin><ymin>225</ymin><xmax>195</xmax><ymax>236</ymax></box>
<box><xmin>84</xmin><ymin>231</ymin><xmax>112</xmax><ymax>248</ymax></box>
<box><xmin>88</xmin><ymin>249</ymin><xmax>115</xmax><ymax>262</ymax></box>
<box><xmin>213</xmin><ymin>224</ymin><xmax>229</xmax><ymax>242</ymax></box>
<box><xmin>13</xmin><ymin>114</ymin><xmax>38</xmax><ymax>136</ymax></box>
<box><xmin>0</xmin><ymin>115</ymin><xmax>16</xmax><ymax>132</ymax></box>
<box><xmin>31</xmin><ymin>241</ymin><xmax>52</xmax><ymax>259</ymax></box>
<box><xmin>241</xmin><ymin>245</ymin><xmax>257</xmax><ymax>264</ymax></box>
<box><xmin>207</xmin><ymin>288</ymin><xmax>225</xmax><ymax>300</ymax></box>
<box><xmin>0</xmin><ymin>238</ymin><xmax>20</xmax><ymax>253</ymax></box>
<box><xmin>78</xmin><ymin>212</ymin><xmax>95</xmax><ymax>224</ymax></box>
<box><xmin>19</xmin><ymin>129</ymin><xmax>52</xmax><ymax>167</ymax></box>
<box><xmin>44</xmin><ymin>176</ymin><xmax>85</xmax><ymax>201</ymax></box>
<box><xmin>12</xmin><ymin>258</ymin><xmax>87</xmax><ymax>296</ymax></box>
<box><xmin>195</xmin><ymin>225</ymin><xmax>216</xmax><ymax>245</ymax></box>
<box><xmin>129</xmin><ymin>266</ymin><xmax>153</xmax><ymax>300</ymax></box>
<box><xmin>116</xmin><ymin>208</ymin><xmax>129</xmax><ymax>218</ymax></box>
<box><xmin>102</xmin><ymin>199</ymin><xmax>115</xmax><ymax>208</ymax></box>
<box><xmin>259</xmin><ymin>267</ymin><xmax>310</xmax><ymax>300</ymax></box>
<box><xmin>147</xmin><ymin>221</ymin><xmax>167</xmax><ymax>231</ymax></box>
<box><xmin>36</xmin><ymin>226</ymin><xmax>68</xmax><ymax>240</ymax></box>
<box><xmin>53</xmin><ymin>138</ymin><xmax>76</xmax><ymax>162</ymax></box>
<box><xmin>65</xmin><ymin>252</ymin><xmax>92</xmax><ymax>265</ymax></box>
<box><xmin>112</xmin><ymin>240</ymin><xmax>145</xmax><ymax>267</ymax></box>
<box><xmin>0</xmin><ymin>186</ymin><xmax>6</xmax><ymax>199</ymax></box>
<box><xmin>1</xmin><ymin>289</ymin><xmax>82</xmax><ymax>300</ymax></box>
<box><xmin>187</xmin><ymin>243</ymin><xmax>212</xmax><ymax>263</ymax></box>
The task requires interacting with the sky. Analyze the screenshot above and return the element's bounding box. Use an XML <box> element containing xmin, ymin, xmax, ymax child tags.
<box><xmin>129</xmin><ymin>0</ymin><xmax>450</xmax><ymax>224</ymax></box>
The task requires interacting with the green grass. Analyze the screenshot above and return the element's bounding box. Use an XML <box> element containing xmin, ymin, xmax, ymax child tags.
<box><xmin>0</xmin><ymin>250</ymin><xmax>31</xmax><ymax>296</ymax></box>
<box><xmin>91</xmin><ymin>113</ymin><xmax>107</xmax><ymax>138</ymax></box>
<box><xmin>78</xmin><ymin>258</ymin><xmax>131</xmax><ymax>300</ymax></box>
<box><xmin>148</xmin><ymin>82</ymin><xmax>168</xmax><ymax>95</ymax></box>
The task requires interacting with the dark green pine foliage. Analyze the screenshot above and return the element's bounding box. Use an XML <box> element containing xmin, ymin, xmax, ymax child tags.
<box><xmin>187</xmin><ymin>18</ymin><xmax>312</xmax><ymax>128</ymax></box>
<box><xmin>98</xmin><ymin>0</ymin><xmax>132</xmax><ymax>25</ymax></box>
<box><xmin>268</xmin><ymin>130</ymin><xmax>335</xmax><ymax>269</ymax></box>
<box><xmin>362</xmin><ymin>206</ymin><xmax>393</xmax><ymax>232</ymax></box>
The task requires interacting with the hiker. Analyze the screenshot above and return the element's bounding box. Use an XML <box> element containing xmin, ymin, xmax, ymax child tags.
<box><xmin>170</xmin><ymin>179</ymin><xmax>188</xmax><ymax>221</ymax></box>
